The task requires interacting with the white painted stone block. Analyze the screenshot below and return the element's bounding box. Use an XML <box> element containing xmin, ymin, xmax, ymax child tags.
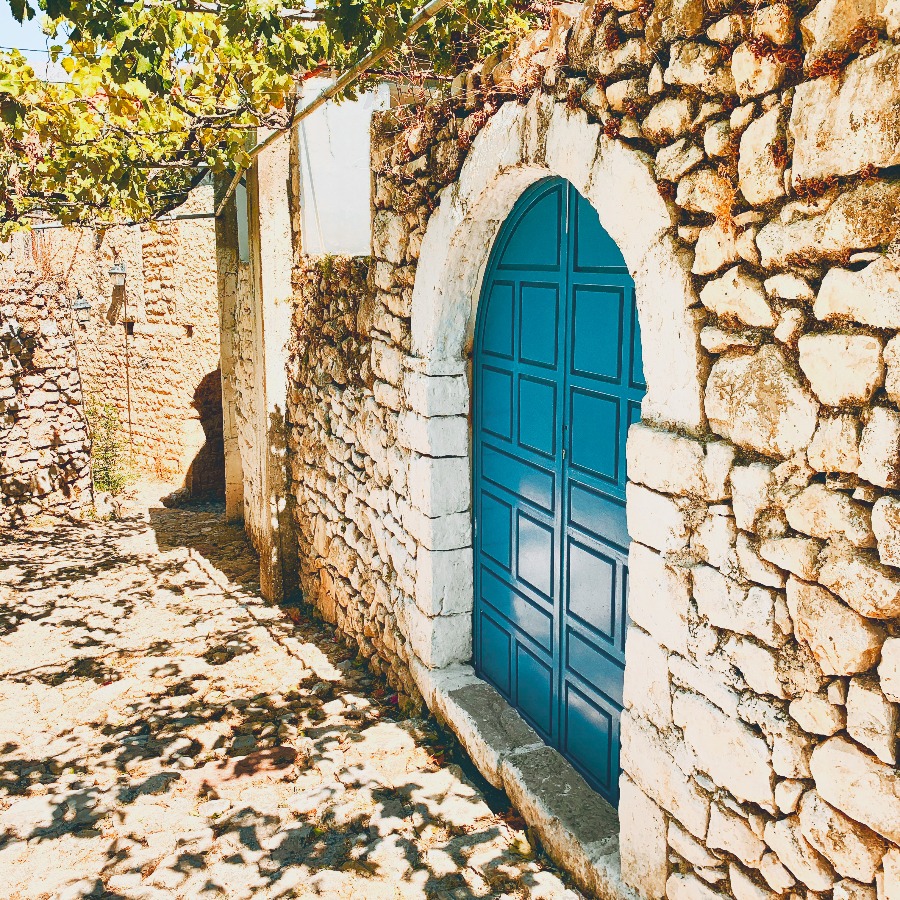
<box><xmin>406</xmin><ymin>601</ymin><xmax>472</xmax><ymax>669</ymax></box>
<box><xmin>628</xmin><ymin>542</ymin><xmax>691</xmax><ymax>655</ymax></box>
<box><xmin>414</xmin><ymin>546</ymin><xmax>474</xmax><ymax>617</ymax></box>
<box><xmin>621</xmin><ymin>776</ymin><xmax>669</xmax><ymax>900</ymax></box>
<box><xmin>404</xmin><ymin>371</ymin><xmax>469</xmax><ymax>417</ymax></box>
<box><xmin>398</xmin><ymin>411</ymin><xmax>468</xmax><ymax>457</ymax></box>
<box><xmin>408</xmin><ymin>454</ymin><xmax>471</xmax><ymax>517</ymax></box>
<box><xmin>626</xmin><ymin>483</ymin><xmax>692</xmax><ymax>553</ymax></box>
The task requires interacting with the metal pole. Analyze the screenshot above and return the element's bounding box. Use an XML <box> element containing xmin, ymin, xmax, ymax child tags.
<box><xmin>124</xmin><ymin>289</ymin><xmax>134</xmax><ymax>454</ymax></box>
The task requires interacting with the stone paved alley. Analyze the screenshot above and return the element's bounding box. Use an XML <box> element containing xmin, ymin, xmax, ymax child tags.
<box><xmin>0</xmin><ymin>488</ymin><xmax>581</xmax><ymax>900</ymax></box>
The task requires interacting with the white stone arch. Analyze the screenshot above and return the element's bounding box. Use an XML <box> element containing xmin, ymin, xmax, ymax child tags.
<box><xmin>411</xmin><ymin>93</ymin><xmax>705</xmax><ymax>431</ymax></box>
<box><xmin>404</xmin><ymin>92</ymin><xmax>705</xmax><ymax>680</ymax></box>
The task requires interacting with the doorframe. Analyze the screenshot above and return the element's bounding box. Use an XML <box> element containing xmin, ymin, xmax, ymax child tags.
<box><xmin>402</xmin><ymin>93</ymin><xmax>709</xmax><ymax>898</ymax></box>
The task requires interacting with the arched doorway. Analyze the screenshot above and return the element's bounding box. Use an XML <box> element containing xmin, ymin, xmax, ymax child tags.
<box><xmin>473</xmin><ymin>176</ymin><xmax>645</xmax><ymax>806</ymax></box>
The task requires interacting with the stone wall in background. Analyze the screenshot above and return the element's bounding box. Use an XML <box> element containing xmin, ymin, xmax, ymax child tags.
<box><xmin>278</xmin><ymin>2</ymin><xmax>900</xmax><ymax>897</ymax></box>
<box><xmin>52</xmin><ymin>186</ymin><xmax>222</xmax><ymax>494</ymax></box>
<box><xmin>0</xmin><ymin>236</ymin><xmax>93</xmax><ymax>523</ymax></box>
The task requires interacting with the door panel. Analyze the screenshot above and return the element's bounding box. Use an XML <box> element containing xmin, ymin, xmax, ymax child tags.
<box><xmin>474</xmin><ymin>178</ymin><xmax>644</xmax><ymax>804</ymax></box>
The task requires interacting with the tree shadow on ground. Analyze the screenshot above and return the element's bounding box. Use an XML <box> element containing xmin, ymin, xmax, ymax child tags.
<box><xmin>0</xmin><ymin>498</ymin><xmax>580</xmax><ymax>900</ymax></box>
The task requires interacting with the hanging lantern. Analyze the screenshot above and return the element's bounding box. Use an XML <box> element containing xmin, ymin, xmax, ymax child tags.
<box><xmin>109</xmin><ymin>262</ymin><xmax>127</xmax><ymax>287</ymax></box>
<box><xmin>72</xmin><ymin>292</ymin><xmax>91</xmax><ymax>324</ymax></box>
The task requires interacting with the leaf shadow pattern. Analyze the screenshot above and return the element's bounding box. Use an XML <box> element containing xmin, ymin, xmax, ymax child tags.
<box><xmin>0</xmin><ymin>494</ymin><xmax>582</xmax><ymax>900</ymax></box>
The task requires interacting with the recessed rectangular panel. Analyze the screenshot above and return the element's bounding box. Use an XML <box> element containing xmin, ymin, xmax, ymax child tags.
<box><xmin>564</xmin><ymin>682</ymin><xmax>619</xmax><ymax>802</ymax></box>
<box><xmin>481</xmin><ymin>366</ymin><xmax>513</xmax><ymax>441</ymax></box>
<box><xmin>628</xmin><ymin>400</ymin><xmax>642</xmax><ymax>431</ymax></box>
<box><xmin>567</xmin><ymin>539</ymin><xmax>615</xmax><ymax>638</ymax></box>
<box><xmin>519</xmin><ymin>284</ymin><xmax>560</xmax><ymax>368</ymax></box>
<box><xmin>570</xmin><ymin>389</ymin><xmax>619</xmax><ymax>483</ymax></box>
<box><xmin>482</xmin><ymin>281</ymin><xmax>515</xmax><ymax>358</ymax></box>
<box><xmin>481</xmin><ymin>492</ymin><xmax>512</xmax><ymax>570</ymax></box>
<box><xmin>516</xmin><ymin>645</ymin><xmax>554</xmax><ymax>738</ymax></box>
<box><xmin>499</xmin><ymin>187</ymin><xmax>562</xmax><ymax>271</ymax></box>
<box><xmin>572</xmin><ymin>286</ymin><xmax>622</xmax><ymax>381</ymax></box>
<box><xmin>567</xmin><ymin>630</ymin><xmax>625</xmax><ymax>703</ymax></box>
<box><xmin>517</xmin><ymin>513</ymin><xmax>554</xmax><ymax>600</ymax></box>
<box><xmin>482</xmin><ymin>444</ymin><xmax>555</xmax><ymax>513</ymax></box>
<box><xmin>479</xmin><ymin>612</ymin><xmax>511</xmax><ymax>696</ymax></box>
<box><xmin>569</xmin><ymin>483</ymin><xmax>629</xmax><ymax>550</ymax></box>
<box><xmin>481</xmin><ymin>567</ymin><xmax>553</xmax><ymax>651</ymax></box>
<box><xmin>518</xmin><ymin>375</ymin><xmax>557</xmax><ymax>458</ymax></box>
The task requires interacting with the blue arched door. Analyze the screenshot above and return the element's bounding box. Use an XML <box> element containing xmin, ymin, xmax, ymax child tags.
<box><xmin>473</xmin><ymin>177</ymin><xmax>645</xmax><ymax>805</ymax></box>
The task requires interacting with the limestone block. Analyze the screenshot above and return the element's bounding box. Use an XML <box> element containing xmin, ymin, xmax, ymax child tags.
<box><xmin>787</xmin><ymin>576</ymin><xmax>884</xmax><ymax>676</ymax></box>
<box><xmin>666</xmin><ymin>873</ymin><xmax>725</xmax><ymax>900</ymax></box>
<box><xmin>645</xmin><ymin>0</ymin><xmax>704</xmax><ymax>46</ymax></box>
<box><xmin>621</xmin><ymin>711</ymin><xmax>711</xmax><ymax>839</ymax></box>
<box><xmin>645</xmin><ymin>100</ymin><xmax>696</xmax><ymax>145</ymax></box>
<box><xmin>764</xmin><ymin>816</ymin><xmax>835</xmax><ymax>891</ymax></box>
<box><xmin>398</xmin><ymin>412</ymin><xmax>468</xmax><ymax>457</ymax></box>
<box><xmin>707</xmin><ymin>15</ymin><xmax>748</xmax><ymax>44</ymax></box>
<box><xmin>624</xmin><ymin>625</ymin><xmax>673</xmax><ymax>730</ymax></box>
<box><xmin>834</xmin><ymin>879</ymin><xmax>877</xmax><ymax>900</ymax></box>
<box><xmin>700</xmin><ymin>266</ymin><xmax>775</xmax><ymax>327</ymax></box>
<box><xmin>760</xmin><ymin>851</ymin><xmax>796</xmax><ymax>893</ymax></box>
<box><xmin>626</xmin><ymin>423</ymin><xmax>734</xmax><ymax>501</ymax></box>
<box><xmin>751</xmin><ymin>4</ymin><xmax>794</xmax><ymax>44</ymax></box>
<box><xmin>693</xmin><ymin>565</ymin><xmax>783</xmax><ymax>646</ymax></box>
<box><xmin>785</xmin><ymin>484</ymin><xmax>875</xmax><ymax>549</ymax></box>
<box><xmin>664</xmin><ymin>40</ymin><xmax>735</xmax><ymax>94</ymax></box>
<box><xmin>739</xmin><ymin>107</ymin><xmax>786</xmax><ymax>207</ymax></box>
<box><xmin>408</xmin><ymin>455</ymin><xmax>470</xmax><ymax>518</ymax></box>
<box><xmin>673</xmin><ymin>690</ymin><xmax>775</xmax><ymax>806</ymax></box>
<box><xmin>789</xmin><ymin>692</ymin><xmax>846</xmax><ymax>736</ymax></box>
<box><xmin>859</xmin><ymin>408</ymin><xmax>900</xmax><ymax>489</ymax></box>
<box><xmin>881</xmin><ymin>638</ymin><xmax>900</xmax><ymax>703</ymax></box>
<box><xmin>819</xmin><ymin>543</ymin><xmax>900</xmax><ymax>619</ymax></box>
<box><xmin>404</xmin><ymin>372</ymin><xmax>468</xmax><ymax>417</ymax></box>
<box><xmin>676</xmin><ymin>168</ymin><xmax>736</xmax><ymax>216</ymax></box>
<box><xmin>708</xmin><ymin>802</ymin><xmax>767</xmax><ymax>867</ymax></box>
<box><xmin>669</xmin><ymin>820</ymin><xmax>722</xmax><ymax>868</ymax></box>
<box><xmin>691</xmin><ymin>510</ymin><xmax>738</xmax><ymax>570</ymax></box>
<box><xmin>810</xmin><ymin>736</ymin><xmax>900</xmax><ymax>844</ymax></box>
<box><xmin>705</xmin><ymin>346</ymin><xmax>819</xmax><ymax>459</ymax></box>
<box><xmin>656</xmin><ymin>139</ymin><xmax>705</xmax><ymax>181</ymax></box>
<box><xmin>800</xmin><ymin>0</ymin><xmax>883</xmax><ymax>62</ymax></box>
<box><xmin>626</xmin><ymin>483</ymin><xmax>692</xmax><ymax>553</ymax></box>
<box><xmin>798</xmin><ymin>334</ymin><xmax>885</xmax><ymax>408</ymax></box>
<box><xmin>406</xmin><ymin>603</ymin><xmax>472</xmax><ymax>669</ymax></box>
<box><xmin>816</xmin><ymin>258</ymin><xmax>900</xmax><ymax>329</ymax></box>
<box><xmin>758</xmin><ymin>181</ymin><xmax>900</xmax><ymax>269</ymax></box>
<box><xmin>732</xmin><ymin>463</ymin><xmax>776</xmax><ymax>532</ymax></box>
<box><xmin>881</xmin><ymin>848</ymin><xmax>900</xmax><ymax>900</ymax></box>
<box><xmin>414</xmin><ymin>547</ymin><xmax>473</xmax><ymax>617</ymax></box>
<box><xmin>736</xmin><ymin>532</ymin><xmax>786</xmax><ymax>589</ymax></box>
<box><xmin>765</xmin><ymin>274</ymin><xmax>815</xmax><ymax>303</ymax></box>
<box><xmin>621</xmin><ymin>775</ymin><xmax>669</xmax><ymax>900</ymax></box>
<box><xmin>884</xmin><ymin>335</ymin><xmax>900</xmax><ymax>406</ymax></box>
<box><xmin>759</xmin><ymin>536</ymin><xmax>823</xmax><ymax>581</ymax></box>
<box><xmin>775</xmin><ymin>780</ymin><xmax>806</xmax><ymax>815</ymax></box>
<box><xmin>790</xmin><ymin>46</ymin><xmax>900</xmax><ymax>182</ymax></box>
<box><xmin>606</xmin><ymin>77</ymin><xmax>648</xmax><ymax>112</ymax></box>
<box><xmin>730</xmin><ymin>864</ymin><xmax>777</xmax><ymax>900</ymax></box>
<box><xmin>807</xmin><ymin>416</ymin><xmax>861</xmax><ymax>475</ymax></box>
<box><xmin>704</xmin><ymin>120</ymin><xmax>732</xmax><ymax>158</ymax></box>
<box><xmin>731</xmin><ymin>42</ymin><xmax>786</xmax><ymax>101</ymax></box>
<box><xmin>629</xmin><ymin>542</ymin><xmax>691</xmax><ymax>654</ymax></box>
<box><xmin>872</xmin><ymin>496</ymin><xmax>900</xmax><ymax>568</ymax></box>
<box><xmin>373</xmin><ymin>210</ymin><xmax>409</xmax><ymax>265</ymax></box>
<box><xmin>668</xmin><ymin>653</ymin><xmax>742</xmax><ymax>719</ymax></box>
<box><xmin>847</xmin><ymin>676</ymin><xmax>898</xmax><ymax>766</ymax></box>
<box><xmin>799</xmin><ymin>789</ymin><xmax>888</xmax><ymax>883</ymax></box>
<box><xmin>693</xmin><ymin>221</ymin><xmax>741</xmax><ymax>276</ymax></box>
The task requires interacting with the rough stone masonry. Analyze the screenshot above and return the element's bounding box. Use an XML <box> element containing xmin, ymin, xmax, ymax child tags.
<box><xmin>220</xmin><ymin>0</ymin><xmax>900</xmax><ymax>898</ymax></box>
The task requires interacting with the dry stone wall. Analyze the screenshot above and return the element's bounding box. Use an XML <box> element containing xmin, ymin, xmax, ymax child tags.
<box><xmin>50</xmin><ymin>187</ymin><xmax>222</xmax><ymax>492</ymax></box>
<box><xmin>0</xmin><ymin>237</ymin><xmax>92</xmax><ymax>523</ymax></box>
<box><xmin>280</xmin><ymin>2</ymin><xmax>900</xmax><ymax>898</ymax></box>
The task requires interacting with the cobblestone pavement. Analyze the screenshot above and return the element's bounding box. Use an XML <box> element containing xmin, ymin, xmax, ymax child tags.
<box><xmin>0</xmin><ymin>485</ymin><xmax>582</xmax><ymax>900</ymax></box>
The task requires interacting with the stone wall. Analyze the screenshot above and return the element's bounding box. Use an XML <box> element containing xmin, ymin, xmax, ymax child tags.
<box><xmin>0</xmin><ymin>235</ymin><xmax>93</xmax><ymax>523</ymax></box>
<box><xmin>276</xmin><ymin>2</ymin><xmax>900</xmax><ymax>898</ymax></box>
<box><xmin>51</xmin><ymin>187</ymin><xmax>222</xmax><ymax>493</ymax></box>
